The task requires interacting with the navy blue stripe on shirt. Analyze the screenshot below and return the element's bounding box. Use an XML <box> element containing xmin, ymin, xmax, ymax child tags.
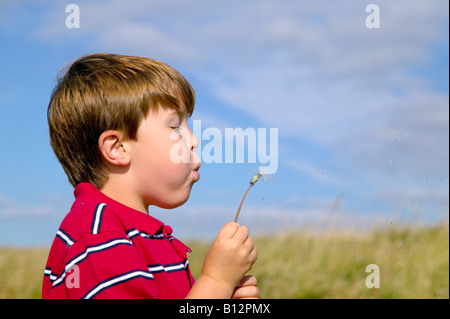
<box><xmin>44</xmin><ymin>267</ymin><xmax>57</xmax><ymax>282</ymax></box>
<box><xmin>147</xmin><ymin>258</ymin><xmax>189</xmax><ymax>274</ymax></box>
<box><xmin>82</xmin><ymin>270</ymin><xmax>154</xmax><ymax>299</ymax></box>
<box><xmin>48</xmin><ymin>237</ymin><xmax>132</xmax><ymax>289</ymax></box>
<box><xmin>126</xmin><ymin>228</ymin><xmax>166</xmax><ymax>240</ymax></box>
<box><xmin>56</xmin><ymin>228</ymin><xmax>75</xmax><ymax>246</ymax></box>
<box><xmin>126</xmin><ymin>228</ymin><xmax>176</xmax><ymax>242</ymax></box>
<box><xmin>65</xmin><ymin>237</ymin><xmax>132</xmax><ymax>273</ymax></box>
<box><xmin>91</xmin><ymin>203</ymin><xmax>107</xmax><ymax>235</ymax></box>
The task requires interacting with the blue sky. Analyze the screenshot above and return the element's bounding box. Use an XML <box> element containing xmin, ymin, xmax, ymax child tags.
<box><xmin>0</xmin><ymin>0</ymin><xmax>448</xmax><ymax>246</ymax></box>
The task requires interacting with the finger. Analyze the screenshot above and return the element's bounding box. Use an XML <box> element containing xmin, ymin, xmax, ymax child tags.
<box><xmin>243</xmin><ymin>236</ymin><xmax>254</xmax><ymax>252</ymax></box>
<box><xmin>249</xmin><ymin>247</ymin><xmax>258</xmax><ymax>263</ymax></box>
<box><xmin>238</xmin><ymin>275</ymin><xmax>257</xmax><ymax>287</ymax></box>
<box><xmin>233</xmin><ymin>225</ymin><xmax>249</xmax><ymax>243</ymax></box>
<box><xmin>232</xmin><ymin>285</ymin><xmax>260</xmax><ymax>299</ymax></box>
<box><xmin>217</xmin><ymin>222</ymin><xmax>239</xmax><ymax>239</ymax></box>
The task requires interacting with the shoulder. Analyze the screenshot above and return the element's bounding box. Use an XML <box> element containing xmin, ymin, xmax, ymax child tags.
<box><xmin>58</xmin><ymin>201</ymin><xmax>127</xmax><ymax>244</ymax></box>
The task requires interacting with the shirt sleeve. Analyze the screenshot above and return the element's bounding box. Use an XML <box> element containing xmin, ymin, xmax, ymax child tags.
<box><xmin>46</xmin><ymin>231</ymin><xmax>160</xmax><ymax>299</ymax></box>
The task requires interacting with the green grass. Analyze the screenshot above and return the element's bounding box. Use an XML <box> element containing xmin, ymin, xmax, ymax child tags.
<box><xmin>0</xmin><ymin>225</ymin><xmax>448</xmax><ymax>298</ymax></box>
<box><xmin>0</xmin><ymin>248</ymin><xmax>49</xmax><ymax>299</ymax></box>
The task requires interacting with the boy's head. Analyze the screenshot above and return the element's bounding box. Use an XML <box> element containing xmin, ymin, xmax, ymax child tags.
<box><xmin>48</xmin><ymin>53</ymin><xmax>196</xmax><ymax>191</ymax></box>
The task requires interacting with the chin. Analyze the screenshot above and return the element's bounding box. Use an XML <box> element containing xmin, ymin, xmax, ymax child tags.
<box><xmin>157</xmin><ymin>192</ymin><xmax>191</xmax><ymax>209</ymax></box>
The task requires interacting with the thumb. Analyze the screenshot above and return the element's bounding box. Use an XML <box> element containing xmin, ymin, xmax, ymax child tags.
<box><xmin>238</xmin><ymin>275</ymin><xmax>257</xmax><ymax>287</ymax></box>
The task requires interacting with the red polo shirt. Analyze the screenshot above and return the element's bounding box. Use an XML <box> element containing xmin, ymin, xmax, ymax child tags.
<box><xmin>42</xmin><ymin>183</ymin><xmax>195</xmax><ymax>299</ymax></box>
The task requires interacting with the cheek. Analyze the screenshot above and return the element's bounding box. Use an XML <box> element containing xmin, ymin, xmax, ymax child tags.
<box><xmin>136</xmin><ymin>142</ymin><xmax>193</xmax><ymax>209</ymax></box>
<box><xmin>156</xmin><ymin>143</ymin><xmax>191</xmax><ymax>184</ymax></box>
<box><xmin>164</xmin><ymin>162</ymin><xmax>192</xmax><ymax>186</ymax></box>
<box><xmin>169</xmin><ymin>130</ymin><xmax>192</xmax><ymax>165</ymax></box>
<box><xmin>137</xmin><ymin>133</ymin><xmax>191</xmax><ymax>187</ymax></box>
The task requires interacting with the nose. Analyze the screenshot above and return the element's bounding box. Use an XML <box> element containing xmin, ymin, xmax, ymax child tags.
<box><xmin>186</xmin><ymin>126</ymin><xmax>200</xmax><ymax>164</ymax></box>
<box><xmin>190</xmin><ymin>130</ymin><xmax>199</xmax><ymax>151</ymax></box>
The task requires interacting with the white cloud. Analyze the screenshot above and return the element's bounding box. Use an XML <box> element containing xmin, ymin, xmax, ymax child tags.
<box><xmin>0</xmin><ymin>193</ymin><xmax>69</xmax><ymax>220</ymax></box>
<box><xmin>0</xmin><ymin>195</ymin><xmax>52</xmax><ymax>219</ymax></box>
<box><xmin>31</xmin><ymin>0</ymin><xmax>448</xmax><ymax>222</ymax></box>
<box><xmin>286</xmin><ymin>158</ymin><xmax>352</xmax><ymax>189</ymax></box>
<box><xmin>94</xmin><ymin>23</ymin><xmax>197</xmax><ymax>61</ymax></box>
<box><xmin>337</xmin><ymin>92</ymin><xmax>449</xmax><ymax>181</ymax></box>
<box><xmin>149</xmin><ymin>201</ymin><xmax>399</xmax><ymax>240</ymax></box>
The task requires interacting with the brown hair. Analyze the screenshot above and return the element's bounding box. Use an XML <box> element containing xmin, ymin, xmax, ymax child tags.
<box><xmin>48</xmin><ymin>53</ymin><xmax>195</xmax><ymax>188</ymax></box>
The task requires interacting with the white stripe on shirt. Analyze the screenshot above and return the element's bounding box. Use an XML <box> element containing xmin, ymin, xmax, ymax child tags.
<box><xmin>92</xmin><ymin>203</ymin><xmax>107</xmax><ymax>234</ymax></box>
<box><xmin>83</xmin><ymin>270</ymin><xmax>154</xmax><ymax>299</ymax></box>
<box><xmin>56</xmin><ymin>229</ymin><xmax>75</xmax><ymax>246</ymax></box>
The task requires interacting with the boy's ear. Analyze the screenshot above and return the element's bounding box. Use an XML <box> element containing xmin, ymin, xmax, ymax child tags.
<box><xmin>98</xmin><ymin>130</ymin><xmax>131</xmax><ymax>166</ymax></box>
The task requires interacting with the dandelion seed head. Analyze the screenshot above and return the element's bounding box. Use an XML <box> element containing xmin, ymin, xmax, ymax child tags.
<box><xmin>248</xmin><ymin>166</ymin><xmax>277</xmax><ymax>185</ymax></box>
<box><xmin>250</xmin><ymin>173</ymin><xmax>261</xmax><ymax>185</ymax></box>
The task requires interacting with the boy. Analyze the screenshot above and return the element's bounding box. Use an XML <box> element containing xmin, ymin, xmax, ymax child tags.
<box><xmin>43</xmin><ymin>53</ymin><xmax>259</xmax><ymax>299</ymax></box>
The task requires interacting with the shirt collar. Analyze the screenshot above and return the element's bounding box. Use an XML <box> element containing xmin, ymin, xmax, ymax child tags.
<box><xmin>73</xmin><ymin>182</ymin><xmax>166</xmax><ymax>236</ymax></box>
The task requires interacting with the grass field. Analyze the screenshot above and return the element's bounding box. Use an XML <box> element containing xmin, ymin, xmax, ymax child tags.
<box><xmin>0</xmin><ymin>225</ymin><xmax>448</xmax><ymax>299</ymax></box>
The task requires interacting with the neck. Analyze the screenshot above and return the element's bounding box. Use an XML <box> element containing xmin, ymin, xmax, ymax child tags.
<box><xmin>100</xmin><ymin>179</ymin><xmax>148</xmax><ymax>214</ymax></box>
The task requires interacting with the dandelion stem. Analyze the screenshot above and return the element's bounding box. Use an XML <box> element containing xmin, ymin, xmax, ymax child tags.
<box><xmin>234</xmin><ymin>184</ymin><xmax>252</xmax><ymax>223</ymax></box>
<box><xmin>234</xmin><ymin>173</ymin><xmax>261</xmax><ymax>223</ymax></box>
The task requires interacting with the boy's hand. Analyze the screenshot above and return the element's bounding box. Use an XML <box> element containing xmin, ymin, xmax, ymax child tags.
<box><xmin>232</xmin><ymin>275</ymin><xmax>260</xmax><ymax>299</ymax></box>
<box><xmin>201</xmin><ymin>222</ymin><xmax>258</xmax><ymax>294</ymax></box>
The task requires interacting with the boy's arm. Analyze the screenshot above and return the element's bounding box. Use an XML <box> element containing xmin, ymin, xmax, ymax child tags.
<box><xmin>186</xmin><ymin>222</ymin><xmax>258</xmax><ymax>299</ymax></box>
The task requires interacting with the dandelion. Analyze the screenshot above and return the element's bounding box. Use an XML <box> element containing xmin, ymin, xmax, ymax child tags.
<box><xmin>234</xmin><ymin>172</ymin><xmax>262</xmax><ymax>223</ymax></box>
<box><xmin>250</xmin><ymin>173</ymin><xmax>262</xmax><ymax>185</ymax></box>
